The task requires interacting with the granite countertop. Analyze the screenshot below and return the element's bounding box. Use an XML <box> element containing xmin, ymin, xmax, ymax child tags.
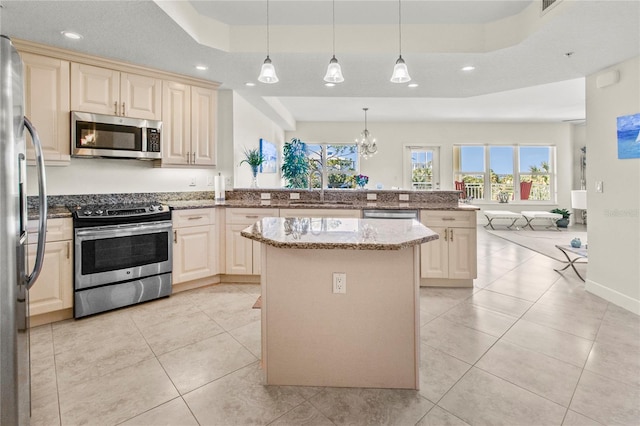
<box><xmin>168</xmin><ymin>199</ymin><xmax>480</xmax><ymax>211</ymax></box>
<box><xmin>240</xmin><ymin>217</ymin><xmax>439</xmax><ymax>250</ymax></box>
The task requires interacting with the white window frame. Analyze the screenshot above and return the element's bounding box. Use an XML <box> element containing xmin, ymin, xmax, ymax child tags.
<box><xmin>403</xmin><ymin>145</ymin><xmax>440</xmax><ymax>191</ymax></box>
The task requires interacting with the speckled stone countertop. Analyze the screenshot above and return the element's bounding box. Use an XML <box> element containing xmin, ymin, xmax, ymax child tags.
<box><xmin>168</xmin><ymin>199</ymin><xmax>480</xmax><ymax>211</ymax></box>
<box><xmin>240</xmin><ymin>217</ymin><xmax>439</xmax><ymax>250</ymax></box>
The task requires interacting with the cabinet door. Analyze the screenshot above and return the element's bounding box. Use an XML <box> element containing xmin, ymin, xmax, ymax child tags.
<box><xmin>447</xmin><ymin>227</ymin><xmax>477</xmax><ymax>280</ymax></box>
<box><xmin>22</xmin><ymin>53</ymin><xmax>70</xmax><ymax>165</ymax></box>
<box><xmin>28</xmin><ymin>240</ymin><xmax>73</xmax><ymax>316</ymax></box>
<box><xmin>121</xmin><ymin>73</ymin><xmax>162</xmax><ymax>120</ymax></box>
<box><xmin>173</xmin><ymin>225</ymin><xmax>216</xmax><ymax>284</ymax></box>
<box><xmin>162</xmin><ymin>81</ymin><xmax>191</xmax><ymax>165</ymax></box>
<box><xmin>225</xmin><ymin>224</ymin><xmax>254</xmax><ymax>275</ymax></box>
<box><xmin>71</xmin><ymin>63</ymin><xmax>120</xmax><ymax>115</ymax></box>
<box><xmin>191</xmin><ymin>86</ymin><xmax>216</xmax><ymax>166</ymax></box>
<box><xmin>420</xmin><ymin>226</ymin><xmax>448</xmax><ymax>279</ymax></box>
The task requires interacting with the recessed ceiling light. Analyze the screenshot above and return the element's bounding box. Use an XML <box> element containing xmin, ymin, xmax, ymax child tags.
<box><xmin>61</xmin><ymin>31</ymin><xmax>82</xmax><ymax>40</ymax></box>
<box><xmin>461</xmin><ymin>66</ymin><xmax>476</xmax><ymax>72</ymax></box>
<box><xmin>245</xmin><ymin>82</ymin><xmax>256</xmax><ymax>87</ymax></box>
<box><xmin>408</xmin><ymin>83</ymin><xmax>419</xmax><ymax>88</ymax></box>
<box><xmin>195</xmin><ymin>65</ymin><xmax>208</xmax><ymax>71</ymax></box>
<box><xmin>325</xmin><ymin>82</ymin><xmax>336</xmax><ymax>87</ymax></box>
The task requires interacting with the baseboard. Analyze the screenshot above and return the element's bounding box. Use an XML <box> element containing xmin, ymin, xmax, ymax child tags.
<box><xmin>586</xmin><ymin>278</ymin><xmax>640</xmax><ymax>315</ymax></box>
<box><xmin>172</xmin><ymin>275</ymin><xmax>220</xmax><ymax>293</ymax></box>
<box><xmin>420</xmin><ymin>278</ymin><xmax>473</xmax><ymax>288</ymax></box>
<box><xmin>220</xmin><ymin>274</ymin><xmax>260</xmax><ymax>284</ymax></box>
<box><xmin>30</xmin><ymin>308</ymin><xmax>73</xmax><ymax>327</ymax></box>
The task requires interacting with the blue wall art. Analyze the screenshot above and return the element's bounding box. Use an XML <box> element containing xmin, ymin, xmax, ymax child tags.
<box><xmin>617</xmin><ymin>113</ymin><xmax>640</xmax><ymax>159</ymax></box>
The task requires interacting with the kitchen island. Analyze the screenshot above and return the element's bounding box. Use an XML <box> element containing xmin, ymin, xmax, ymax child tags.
<box><xmin>241</xmin><ymin>217</ymin><xmax>438</xmax><ymax>389</ymax></box>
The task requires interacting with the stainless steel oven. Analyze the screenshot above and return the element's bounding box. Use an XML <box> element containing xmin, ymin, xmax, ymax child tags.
<box><xmin>73</xmin><ymin>204</ymin><xmax>172</xmax><ymax>318</ymax></box>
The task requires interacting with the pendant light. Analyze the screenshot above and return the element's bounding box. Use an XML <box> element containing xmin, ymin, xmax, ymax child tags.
<box><xmin>323</xmin><ymin>0</ymin><xmax>344</xmax><ymax>83</ymax></box>
<box><xmin>356</xmin><ymin>108</ymin><xmax>378</xmax><ymax>159</ymax></box>
<box><xmin>390</xmin><ymin>0</ymin><xmax>411</xmax><ymax>83</ymax></box>
<box><xmin>258</xmin><ymin>0</ymin><xmax>279</xmax><ymax>84</ymax></box>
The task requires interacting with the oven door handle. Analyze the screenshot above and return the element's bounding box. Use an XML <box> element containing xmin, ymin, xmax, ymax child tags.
<box><xmin>75</xmin><ymin>221</ymin><xmax>172</xmax><ymax>239</ymax></box>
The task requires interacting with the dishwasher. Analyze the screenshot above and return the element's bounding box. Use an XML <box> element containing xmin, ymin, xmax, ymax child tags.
<box><xmin>362</xmin><ymin>209</ymin><xmax>419</xmax><ymax>220</ymax></box>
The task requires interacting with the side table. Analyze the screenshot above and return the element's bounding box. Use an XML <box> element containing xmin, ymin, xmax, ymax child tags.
<box><xmin>554</xmin><ymin>245</ymin><xmax>588</xmax><ymax>281</ymax></box>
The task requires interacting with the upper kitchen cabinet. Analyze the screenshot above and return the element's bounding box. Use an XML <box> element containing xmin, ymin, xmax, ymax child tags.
<box><xmin>71</xmin><ymin>63</ymin><xmax>161</xmax><ymax>120</ymax></box>
<box><xmin>160</xmin><ymin>81</ymin><xmax>217</xmax><ymax>167</ymax></box>
<box><xmin>22</xmin><ymin>52</ymin><xmax>71</xmax><ymax>165</ymax></box>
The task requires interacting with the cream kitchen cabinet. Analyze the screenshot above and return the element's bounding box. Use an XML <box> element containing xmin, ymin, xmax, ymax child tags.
<box><xmin>161</xmin><ymin>81</ymin><xmax>217</xmax><ymax>167</ymax></box>
<box><xmin>27</xmin><ymin>218</ymin><xmax>73</xmax><ymax>317</ymax></box>
<box><xmin>172</xmin><ymin>208</ymin><xmax>219</xmax><ymax>284</ymax></box>
<box><xmin>71</xmin><ymin>63</ymin><xmax>161</xmax><ymax>120</ymax></box>
<box><xmin>22</xmin><ymin>52</ymin><xmax>70</xmax><ymax>165</ymax></box>
<box><xmin>420</xmin><ymin>210</ymin><xmax>477</xmax><ymax>287</ymax></box>
<box><xmin>225</xmin><ymin>208</ymin><xmax>278</xmax><ymax>275</ymax></box>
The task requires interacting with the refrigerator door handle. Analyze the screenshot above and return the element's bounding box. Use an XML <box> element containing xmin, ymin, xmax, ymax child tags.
<box><xmin>24</xmin><ymin>116</ymin><xmax>47</xmax><ymax>289</ymax></box>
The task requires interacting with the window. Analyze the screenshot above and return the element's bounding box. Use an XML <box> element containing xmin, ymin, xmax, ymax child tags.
<box><xmin>453</xmin><ymin>145</ymin><xmax>555</xmax><ymax>202</ymax></box>
<box><xmin>306</xmin><ymin>144</ymin><xmax>359</xmax><ymax>188</ymax></box>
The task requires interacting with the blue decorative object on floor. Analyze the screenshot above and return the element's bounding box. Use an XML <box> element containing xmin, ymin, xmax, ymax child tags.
<box><xmin>571</xmin><ymin>237</ymin><xmax>582</xmax><ymax>248</ymax></box>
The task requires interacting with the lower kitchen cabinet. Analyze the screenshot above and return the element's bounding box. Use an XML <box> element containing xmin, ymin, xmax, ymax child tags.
<box><xmin>172</xmin><ymin>208</ymin><xmax>219</xmax><ymax>284</ymax></box>
<box><xmin>420</xmin><ymin>210</ymin><xmax>477</xmax><ymax>286</ymax></box>
<box><xmin>27</xmin><ymin>218</ymin><xmax>73</xmax><ymax>317</ymax></box>
<box><xmin>225</xmin><ymin>208</ymin><xmax>279</xmax><ymax>275</ymax></box>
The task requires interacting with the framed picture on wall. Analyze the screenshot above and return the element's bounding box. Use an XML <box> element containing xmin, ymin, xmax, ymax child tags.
<box><xmin>617</xmin><ymin>113</ymin><xmax>640</xmax><ymax>159</ymax></box>
<box><xmin>260</xmin><ymin>138</ymin><xmax>278</xmax><ymax>173</ymax></box>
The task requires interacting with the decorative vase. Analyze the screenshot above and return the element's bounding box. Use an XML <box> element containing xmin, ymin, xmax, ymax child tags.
<box><xmin>556</xmin><ymin>218</ymin><xmax>569</xmax><ymax>228</ymax></box>
<box><xmin>250</xmin><ymin>167</ymin><xmax>259</xmax><ymax>188</ymax></box>
<box><xmin>571</xmin><ymin>238</ymin><xmax>582</xmax><ymax>248</ymax></box>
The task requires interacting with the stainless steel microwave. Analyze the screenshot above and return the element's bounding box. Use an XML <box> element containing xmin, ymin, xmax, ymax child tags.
<box><xmin>71</xmin><ymin>111</ymin><xmax>162</xmax><ymax>160</ymax></box>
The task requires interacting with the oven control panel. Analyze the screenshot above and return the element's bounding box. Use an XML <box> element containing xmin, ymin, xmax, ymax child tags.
<box><xmin>75</xmin><ymin>204</ymin><xmax>167</xmax><ymax>218</ymax></box>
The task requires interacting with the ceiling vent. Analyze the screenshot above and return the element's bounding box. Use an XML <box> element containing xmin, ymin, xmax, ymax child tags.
<box><xmin>541</xmin><ymin>0</ymin><xmax>561</xmax><ymax>14</ymax></box>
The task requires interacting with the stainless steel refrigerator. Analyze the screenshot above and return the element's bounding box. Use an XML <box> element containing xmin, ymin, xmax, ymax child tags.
<box><xmin>0</xmin><ymin>35</ymin><xmax>48</xmax><ymax>425</ymax></box>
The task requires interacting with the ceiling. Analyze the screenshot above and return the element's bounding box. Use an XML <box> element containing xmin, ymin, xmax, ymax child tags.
<box><xmin>1</xmin><ymin>1</ymin><xmax>639</xmax><ymax>129</ymax></box>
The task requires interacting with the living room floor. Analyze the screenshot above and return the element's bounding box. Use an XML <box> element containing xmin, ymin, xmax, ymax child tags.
<box><xmin>30</xmin><ymin>227</ymin><xmax>639</xmax><ymax>426</ymax></box>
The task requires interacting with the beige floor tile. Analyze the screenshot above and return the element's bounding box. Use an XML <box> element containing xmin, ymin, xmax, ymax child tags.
<box><xmin>421</xmin><ymin>317</ymin><xmax>497</xmax><ymax>364</ymax></box>
<box><xmin>196</xmin><ymin>291</ymin><xmax>262</xmax><ymax>331</ymax></box>
<box><xmin>184</xmin><ymin>362</ymin><xmax>305</xmax><ymax>425</ymax></box>
<box><xmin>468</xmin><ymin>289</ymin><xmax>533</xmax><ymax>317</ymax></box>
<box><xmin>120</xmin><ymin>397</ymin><xmax>199</xmax><ymax>426</ymax></box>
<box><xmin>229</xmin><ymin>319</ymin><xmax>262</xmax><ymax>358</ymax></box>
<box><xmin>158</xmin><ymin>332</ymin><xmax>257</xmax><ymax>394</ymax></box>
<box><xmin>419</xmin><ymin>344</ymin><xmax>472</xmax><ymax>403</ymax></box>
<box><xmin>502</xmin><ymin>319</ymin><xmax>593</xmax><ymax>367</ymax></box>
<box><xmin>476</xmin><ymin>340</ymin><xmax>582</xmax><ymax>406</ymax></box>
<box><xmin>29</xmin><ymin>324</ymin><xmax>54</xmax><ymax>361</ymax></box>
<box><xmin>30</xmin><ymin>391</ymin><xmax>60</xmax><ymax>426</ymax></box>
<box><xmin>442</xmin><ymin>302</ymin><xmax>519</xmax><ymax>337</ymax></box>
<box><xmin>128</xmin><ymin>293</ymin><xmax>202</xmax><ymax>330</ymax></box>
<box><xmin>310</xmin><ymin>387</ymin><xmax>434</xmax><ymax>426</ymax></box>
<box><xmin>416</xmin><ymin>406</ymin><xmax>470</xmax><ymax>426</ymax></box>
<box><xmin>562</xmin><ymin>410</ymin><xmax>603</xmax><ymax>425</ymax></box>
<box><xmin>55</xmin><ymin>329</ymin><xmax>155</xmax><ymax>391</ymax></box>
<box><xmin>30</xmin><ymin>355</ymin><xmax>58</xmax><ymax>403</ymax></box>
<box><xmin>419</xmin><ymin>288</ymin><xmax>474</xmax><ymax>317</ymax></box>
<box><xmin>139</xmin><ymin>310</ymin><xmax>225</xmax><ymax>356</ymax></box>
<box><xmin>522</xmin><ymin>302</ymin><xmax>603</xmax><ymax>340</ymax></box>
<box><xmin>485</xmin><ymin>276</ymin><xmax>555</xmax><ymax>302</ymax></box>
<box><xmin>570</xmin><ymin>370</ymin><xmax>640</xmax><ymax>425</ymax></box>
<box><xmin>58</xmin><ymin>357</ymin><xmax>178</xmax><ymax>426</ymax></box>
<box><xmin>439</xmin><ymin>367</ymin><xmax>566</xmax><ymax>426</ymax></box>
<box><xmin>269</xmin><ymin>401</ymin><xmax>334</xmax><ymax>426</ymax></box>
<box><xmin>596</xmin><ymin>304</ymin><xmax>640</xmax><ymax>349</ymax></box>
<box><xmin>584</xmin><ymin>340</ymin><xmax>640</xmax><ymax>387</ymax></box>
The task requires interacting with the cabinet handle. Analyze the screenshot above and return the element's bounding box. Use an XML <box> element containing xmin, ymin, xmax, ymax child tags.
<box><xmin>114</xmin><ymin>101</ymin><xmax>118</xmax><ymax>115</ymax></box>
<box><xmin>442</xmin><ymin>217</ymin><xmax>456</xmax><ymax>221</ymax></box>
<box><xmin>450</xmin><ymin>229</ymin><xmax>454</xmax><ymax>241</ymax></box>
<box><xmin>444</xmin><ymin>229</ymin><xmax>448</xmax><ymax>242</ymax></box>
<box><xmin>174</xmin><ymin>230</ymin><xmax>177</xmax><ymax>243</ymax></box>
<box><xmin>66</xmin><ymin>241</ymin><xmax>71</xmax><ymax>259</ymax></box>
<box><xmin>186</xmin><ymin>151</ymin><xmax>190</xmax><ymax>164</ymax></box>
<box><xmin>121</xmin><ymin>102</ymin><xmax>125</xmax><ymax>116</ymax></box>
<box><xmin>192</xmin><ymin>152</ymin><xmax>196</xmax><ymax>163</ymax></box>
<box><xmin>245</xmin><ymin>215</ymin><xmax>259</xmax><ymax>219</ymax></box>
<box><xmin>188</xmin><ymin>216</ymin><xmax>203</xmax><ymax>220</ymax></box>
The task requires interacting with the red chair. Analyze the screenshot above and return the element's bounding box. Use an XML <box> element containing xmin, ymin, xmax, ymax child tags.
<box><xmin>454</xmin><ymin>181</ymin><xmax>466</xmax><ymax>199</ymax></box>
<box><xmin>520</xmin><ymin>181</ymin><xmax>532</xmax><ymax>200</ymax></box>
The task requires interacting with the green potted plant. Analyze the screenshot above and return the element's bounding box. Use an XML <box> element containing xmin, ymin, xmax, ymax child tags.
<box><xmin>240</xmin><ymin>148</ymin><xmax>265</xmax><ymax>188</ymax></box>
<box><xmin>550</xmin><ymin>208</ymin><xmax>571</xmax><ymax>228</ymax></box>
<box><xmin>281</xmin><ymin>138</ymin><xmax>309</xmax><ymax>188</ymax></box>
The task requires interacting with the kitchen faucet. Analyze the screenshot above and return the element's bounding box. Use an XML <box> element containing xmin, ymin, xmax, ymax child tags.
<box><xmin>309</xmin><ymin>169</ymin><xmax>325</xmax><ymax>202</ymax></box>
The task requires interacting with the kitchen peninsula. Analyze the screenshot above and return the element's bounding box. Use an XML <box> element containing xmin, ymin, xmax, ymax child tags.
<box><xmin>241</xmin><ymin>217</ymin><xmax>439</xmax><ymax>389</ymax></box>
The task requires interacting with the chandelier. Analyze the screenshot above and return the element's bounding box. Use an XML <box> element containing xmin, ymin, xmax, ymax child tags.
<box><xmin>356</xmin><ymin>108</ymin><xmax>377</xmax><ymax>159</ymax></box>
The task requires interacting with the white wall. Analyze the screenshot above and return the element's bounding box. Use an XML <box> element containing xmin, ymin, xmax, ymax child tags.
<box><xmin>232</xmin><ymin>92</ymin><xmax>285</xmax><ymax>188</ymax></box>
<box><xmin>27</xmin><ymin>90</ymin><xmax>237</xmax><ymax>196</ymax></box>
<box><xmin>287</xmin><ymin>121</ymin><xmax>574</xmax><ymax>210</ymax></box>
<box><xmin>585</xmin><ymin>57</ymin><xmax>640</xmax><ymax>314</ymax></box>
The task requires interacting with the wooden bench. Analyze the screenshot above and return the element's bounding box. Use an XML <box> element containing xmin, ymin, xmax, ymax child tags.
<box><xmin>521</xmin><ymin>211</ymin><xmax>562</xmax><ymax>230</ymax></box>
<box><xmin>483</xmin><ymin>210</ymin><xmax>523</xmax><ymax>230</ymax></box>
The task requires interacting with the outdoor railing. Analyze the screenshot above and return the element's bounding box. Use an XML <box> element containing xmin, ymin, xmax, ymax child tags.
<box><xmin>459</xmin><ymin>182</ymin><xmax>550</xmax><ymax>201</ymax></box>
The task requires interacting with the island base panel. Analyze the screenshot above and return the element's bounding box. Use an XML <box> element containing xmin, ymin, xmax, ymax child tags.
<box><xmin>262</xmin><ymin>246</ymin><xmax>420</xmax><ymax>389</ymax></box>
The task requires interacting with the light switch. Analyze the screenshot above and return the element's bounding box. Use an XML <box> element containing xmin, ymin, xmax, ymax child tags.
<box><xmin>595</xmin><ymin>181</ymin><xmax>604</xmax><ymax>193</ymax></box>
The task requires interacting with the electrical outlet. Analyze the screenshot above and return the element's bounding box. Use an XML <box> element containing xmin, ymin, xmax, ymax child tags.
<box><xmin>290</xmin><ymin>192</ymin><xmax>300</xmax><ymax>200</ymax></box>
<box><xmin>595</xmin><ymin>181</ymin><xmax>604</xmax><ymax>193</ymax></box>
<box><xmin>189</xmin><ymin>176</ymin><xmax>196</xmax><ymax>187</ymax></box>
<box><xmin>207</xmin><ymin>176</ymin><xmax>214</xmax><ymax>186</ymax></box>
<box><xmin>366</xmin><ymin>193</ymin><xmax>377</xmax><ymax>201</ymax></box>
<box><xmin>261</xmin><ymin>193</ymin><xmax>271</xmax><ymax>200</ymax></box>
<box><xmin>332</xmin><ymin>272</ymin><xmax>346</xmax><ymax>294</ymax></box>
<box><xmin>399</xmin><ymin>194</ymin><xmax>409</xmax><ymax>201</ymax></box>
<box><xmin>225</xmin><ymin>177</ymin><xmax>231</xmax><ymax>186</ymax></box>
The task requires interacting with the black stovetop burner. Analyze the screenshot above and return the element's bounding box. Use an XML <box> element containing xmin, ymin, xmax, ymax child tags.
<box><xmin>72</xmin><ymin>203</ymin><xmax>171</xmax><ymax>227</ymax></box>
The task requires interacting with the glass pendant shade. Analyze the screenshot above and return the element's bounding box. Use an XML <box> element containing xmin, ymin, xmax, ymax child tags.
<box><xmin>323</xmin><ymin>56</ymin><xmax>344</xmax><ymax>83</ymax></box>
<box><xmin>258</xmin><ymin>56</ymin><xmax>279</xmax><ymax>84</ymax></box>
<box><xmin>390</xmin><ymin>56</ymin><xmax>411</xmax><ymax>83</ymax></box>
